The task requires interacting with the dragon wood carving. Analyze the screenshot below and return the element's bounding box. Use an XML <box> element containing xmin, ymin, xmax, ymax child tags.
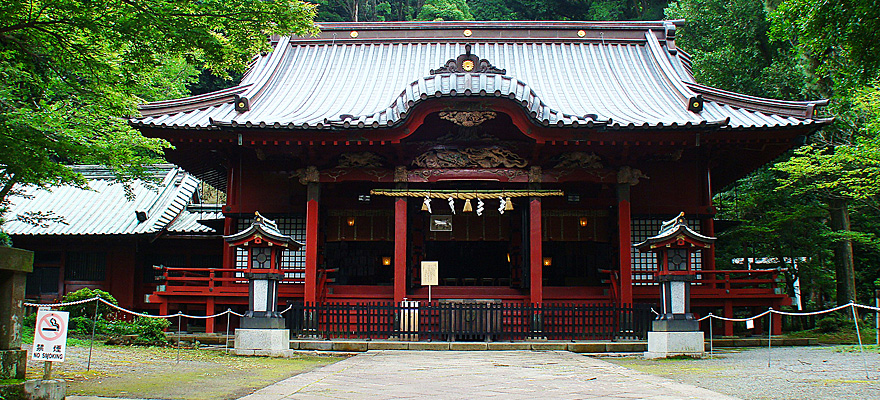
<box><xmin>438</xmin><ymin>111</ymin><xmax>497</xmax><ymax>127</ymax></box>
<box><xmin>337</xmin><ymin>152</ymin><xmax>386</xmax><ymax>168</ymax></box>
<box><xmin>553</xmin><ymin>152</ymin><xmax>603</xmax><ymax>169</ymax></box>
<box><xmin>412</xmin><ymin>147</ymin><xmax>528</xmax><ymax>169</ymax></box>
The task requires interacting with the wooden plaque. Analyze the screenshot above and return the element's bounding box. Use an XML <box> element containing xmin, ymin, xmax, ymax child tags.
<box><xmin>421</xmin><ymin>261</ymin><xmax>439</xmax><ymax>286</ymax></box>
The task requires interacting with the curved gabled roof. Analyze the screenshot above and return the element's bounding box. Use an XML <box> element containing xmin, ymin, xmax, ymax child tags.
<box><xmin>133</xmin><ymin>21</ymin><xmax>829</xmax><ymax>132</ymax></box>
<box><xmin>4</xmin><ymin>165</ymin><xmax>213</xmax><ymax>236</ymax></box>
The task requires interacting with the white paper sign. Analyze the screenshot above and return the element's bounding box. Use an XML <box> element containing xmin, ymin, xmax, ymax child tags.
<box><xmin>745</xmin><ymin>319</ymin><xmax>755</xmax><ymax>330</ymax></box>
<box><xmin>32</xmin><ymin>310</ymin><xmax>69</xmax><ymax>362</ymax></box>
<box><xmin>421</xmin><ymin>261</ymin><xmax>439</xmax><ymax>286</ymax></box>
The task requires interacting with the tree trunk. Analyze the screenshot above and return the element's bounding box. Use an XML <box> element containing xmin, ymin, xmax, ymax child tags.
<box><xmin>829</xmin><ymin>198</ymin><xmax>857</xmax><ymax>305</ymax></box>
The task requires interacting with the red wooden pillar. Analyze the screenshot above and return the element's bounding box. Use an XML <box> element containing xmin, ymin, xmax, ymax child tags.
<box><xmin>394</xmin><ymin>197</ymin><xmax>408</xmax><ymax>303</ymax></box>
<box><xmin>704</xmin><ymin>217</ymin><xmax>716</xmax><ymax>270</ymax></box>
<box><xmin>723</xmin><ymin>300</ymin><xmax>734</xmax><ymax>336</ymax></box>
<box><xmin>529</xmin><ymin>198</ymin><xmax>543</xmax><ymax>304</ymax></box>
<box><xmin>617</xmin><ymin>184</ymin><xmax>633</xmax><ymax>306</ymax></box>
<box><xmin>206</xmin><ymin>296</ymin><xmax>215</xmax><ymax>334</ymax></box>
<box><xmin>771</xmin><ymin>302</ymin><xmax>783</xmax><ymax>335</ymax></box>
<box><xmin>305</xmin><ymin>183</ymin><xmax>320</xmax><ymax>304</ymax></box>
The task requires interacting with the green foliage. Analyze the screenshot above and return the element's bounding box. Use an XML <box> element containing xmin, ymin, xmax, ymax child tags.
<box><xmin>98</xmin><ymin>317</ymin><xmax>171</xmax><ymax>344</ymax></box>
<box><xmin>316</xmin><ymin>0</ymin><xmax>672</xmax><ymax>22</ymax></box>
<box><xmin>770</xmin><ymin>0</ymin><xmax>880</xmax><ymax>95</ymax></box>
<box><xmin>665</xmin><ymin>0</ymin><xmax>809</xmax><ymax>100</ymax></box>
<box><xmin>60</xmin><ymin>288</ymin><xmax>118</xmax><ymax>320</ymax></box>
<box><xmin>0</xmin><ymin>0</ymin><xmax>318</xmax><ymax>218</ymax></box>
<box><xmin>417</xmin><ymin>0</ymin><xmax>474</xmax><ymax>21</ymax></box>
<box><xmin>713</xmin><ymin>167</ymin><xmax>835</xmax><ymax>301</ymax></box>
<box><xmin>817</xmin><ymin>316</ymin><xmax>850</xmax><ymax>333</ymax></box>
<box><xmin>39</xmin><ymin>289</ymin><xmax>170</xmax><ymax>344</ymax></box>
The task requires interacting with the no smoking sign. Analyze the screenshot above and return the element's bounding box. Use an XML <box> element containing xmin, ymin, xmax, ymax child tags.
<box><xmin>32</xmin><ymin>310</ymin><xmax>69</xmax><ymax>362</ymax></box>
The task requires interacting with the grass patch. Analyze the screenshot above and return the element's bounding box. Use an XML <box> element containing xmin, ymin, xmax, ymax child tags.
<box><xmin>785</xmin><ymin>324</ymin><xmax>877</xmax><ymax>345</ymax></box>
<box><xmin>0</xmin><ymin>379</ymin><xmax>25</xmax><ymax>385</ymax></box>
<box><xmin>834</xmin><ymin>344</ymin><xmax>880</xmax><ymax>353</ymax></box>
<box><xmin>40</xmin><ymin>344</ymin><xmax>341</xmax><ymax>400</ymax></box>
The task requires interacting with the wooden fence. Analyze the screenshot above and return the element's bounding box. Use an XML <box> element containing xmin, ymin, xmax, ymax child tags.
<box><xmin>286</xmin><ymin>301</ymin><xmax>653</xmax><ymax>341</ymax></box>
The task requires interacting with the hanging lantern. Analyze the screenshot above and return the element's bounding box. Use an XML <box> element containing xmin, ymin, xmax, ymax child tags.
<box><xmin>463</xmin><ymin>198</ymin><xmax>473</xmax><ymax>212</ymax></box>
<box><xmin>505</xmin><ymin>197</ymin><xmax>514</xmax><ymax>211</ymax></box>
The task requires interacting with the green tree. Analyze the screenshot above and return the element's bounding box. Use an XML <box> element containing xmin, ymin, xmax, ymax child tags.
<box><xmin>0</xmin><ymin>0</ymin><xmax>318</xmax><ymax>214</ymax></box>
<box><xmin>417</xmin><ymin>0</ymin><xmax>474</xmax><ymax>20</ymax></box>
<box><xmin>665</xmin><ymin>0</ymin><xmax>809</xmax><ymax>100</ymax></box>
<box><xmin>713</xmin><ymin>168</ymin><xmax>834</xmax><ymax>305</ymax></box>
<box><xmin>768</xmin><ymin>0</ymin><xmax>880</xmax><ymax>305</ymax></box>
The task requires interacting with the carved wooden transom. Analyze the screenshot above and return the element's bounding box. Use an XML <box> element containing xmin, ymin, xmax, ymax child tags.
<box><xmin>412</xmin><ymin>147</ymin><xmax>527</xmax><ymax>168</ymax></box>
<box><xmin>430</xmin><ymin>44</ymin><xmax>506</xmax><ymax>75</ymax></box>
<box><xmin>438</xmin><ymin>111</ymin><xmax>497</xmax><ymax>127</ymax></box>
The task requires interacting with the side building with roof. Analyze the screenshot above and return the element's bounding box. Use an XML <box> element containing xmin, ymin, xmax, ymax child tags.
<box><xmin>131</xmin><ymin>21</ymin><xmax>828</xmax><ymax>337</ymax></box>
<box><xmin>4</xmin><ymin>165</ymin><xmax>224</xmax><ymax>323</ymax></box>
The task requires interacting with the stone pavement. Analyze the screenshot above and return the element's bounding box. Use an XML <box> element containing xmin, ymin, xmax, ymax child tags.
<box><xmin>238</xmin><ymin>350</ymin><xmax>740</xmax><ymax>400</ymax></box>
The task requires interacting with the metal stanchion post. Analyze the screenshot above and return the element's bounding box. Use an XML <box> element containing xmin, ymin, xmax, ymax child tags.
<box><xmin>709</xmin><ymin>314</ymin><xmax>713</xmax><ymax>357</ymax></box>
<box><xmin>767</xmin><ymin>308</ymin><xmax>773</xmax><ymax>368</ymax></box>
<box><xmin>87</xmin><ymin>297</ymin><xmax>99</xmax><ymax>371</ymax></box>
<box><xmin>851</xmin><ymin>303</ymin><xmax>870</xmax><ymax>380</ymax></box>
<box><xmin>225</xmin><ymin>309</ymin><xmax>231</xmax><ymax>355</ymax></box>
<box><xmin>177</xmin><ymin>313</ymin><xmax>182</xmax><ymax>363</ymax></box>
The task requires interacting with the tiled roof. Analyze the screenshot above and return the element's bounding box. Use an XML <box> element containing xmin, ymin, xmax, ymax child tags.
<box><xmin>134</xmin><ymin>21</ymin><xmax>829</xmax><ymax>132</ymax></box>
<box><xmin>166</xmin><ymin>205</ymin><xmax>224</xmax><ymax>234</ymax></box>
<box><xmin>4</xmin><ymin>165</ymin><xmax>218</xmax><ymax>236</ymax></box>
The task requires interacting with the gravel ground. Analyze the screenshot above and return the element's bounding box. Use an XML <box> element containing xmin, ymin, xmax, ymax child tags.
<box><xmin>604</xmin><ymin>346</ymin><xmax>880</xmax><ymax>400</ymax></box>
<box><xmin>23</xmin><ymin>343</ymin><xmax>341</xmax><ymax>400</ymax></box>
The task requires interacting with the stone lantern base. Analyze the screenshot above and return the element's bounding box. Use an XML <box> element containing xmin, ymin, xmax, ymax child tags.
<box><xmin>644</xmin><ymin>331</ymin><xmax>705</xmax><ymax>359</ymax></box>
<box><xmin>234</xmin><ymin>328</ymin><xmax>293</xmax><ymax>356</ymax></box>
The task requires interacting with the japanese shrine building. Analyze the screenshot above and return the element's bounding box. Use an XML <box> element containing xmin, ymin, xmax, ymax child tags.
<box><xmin>133</xmin><ymin>21</ymin><xmax>829</xmax><ymax>335</ymax></box>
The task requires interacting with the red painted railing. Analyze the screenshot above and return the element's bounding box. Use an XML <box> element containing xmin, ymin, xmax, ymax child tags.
<box><xmin>632</xmin><ymin>269</ymin><xmax>784</xmax><ymax>294</ymax></box>
<box><xmin>154</xmin><ymin>266</ymin><xmax>305</xmax><ymax>294</ymax></box>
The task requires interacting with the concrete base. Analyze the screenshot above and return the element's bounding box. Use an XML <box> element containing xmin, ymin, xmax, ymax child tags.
<box><xmin>23</xmin><ymin>379</ymin><xmax>66</xmax><ymax>400</ymax></box>
<box><xmin>233</xmin><ymin>348</ymin><xmax>296</xmax><ymax>357</ymax></box>
<box><xmin>0</xmin><ymin>349</ymin><xmax>26</xmax><ymax>379</ymax></box>
<box><xmin>652</xmin><ymin>319</ymin><xmax>699</xmax><ymax>332</ymax></box>
<box><xmin>644</xmin><ymin>331</ymin><xmax>705</xmax><ymax>359</ymax></box>
<box><xmin>234</xmin><ymin>328</ymin><xmax>290</xmax><ymax>352</ymax></box>
<box><xmin>240</xmin><ymin>316</ymin><xmax>285</xmax><ymax>329</ymax></box>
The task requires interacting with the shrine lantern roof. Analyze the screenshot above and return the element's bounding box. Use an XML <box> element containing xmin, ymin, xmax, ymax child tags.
<box><xmin>224</xmin><ymin>212</ymin><xmax>303</xmax><ymax>249</ymax></box>
<box><xmin>635</xmin><ymin>212</ymin><xmax>715</xmax><ymax>251</ymax></box>
<box><xmin>133</xmin><ymin>21</ymin><xmax>830</xmax><ymax>133</ymax></box>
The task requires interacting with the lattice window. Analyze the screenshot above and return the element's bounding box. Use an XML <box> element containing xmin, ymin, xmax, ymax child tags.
<box><xmin>236</xmin><ymin>216</ymin><xmax>306</xmax><ymax>282</ymax></box>
<box><xmin>65</xmin><ymin>252</ymin><xmax>107</xmax><ymax>281</ymax></box>
<box><xmin>630</xmin><ymin>218</ymin><xmax>702</xmax><ymax>286</ymax></box>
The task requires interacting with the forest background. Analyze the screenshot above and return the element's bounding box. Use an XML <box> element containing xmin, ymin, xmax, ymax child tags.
<box><xmin>1</xmin><ymin>0</ymin><xmax>878</xmax><ymax>310</ymax></box>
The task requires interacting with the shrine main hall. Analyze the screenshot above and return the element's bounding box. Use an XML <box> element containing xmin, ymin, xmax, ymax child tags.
<box><xmin>133</xmin><ymin>21</ymin><xmax>828</xmax><ymax>337</ymax></box>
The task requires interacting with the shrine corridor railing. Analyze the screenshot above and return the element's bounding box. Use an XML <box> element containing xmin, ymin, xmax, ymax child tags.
<box><xmin>285</xmin><ymin>302</ymin><xmax>654</xmax><ymax>341</ymax></box>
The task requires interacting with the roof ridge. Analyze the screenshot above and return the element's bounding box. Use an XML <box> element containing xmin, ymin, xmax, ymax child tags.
<box><xmin>643</xmin><ymin>30</ymin><xmax>701</xmax><ymax>118</ymax></box>
<box><xmin>137</xmin><ymin>84</ymin><xmax>252</xmax><ymax>117</ymax></box>
<box><xmin>685</xmin><ymin>82</ymin><xmax>829</xmax><ymax>119</ymax></box>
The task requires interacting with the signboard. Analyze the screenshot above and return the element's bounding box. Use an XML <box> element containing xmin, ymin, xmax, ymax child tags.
<box><xmin>430</xmin><ymin>215</ymin><xmax>452</xmax><ymax>232</ymax></box>
<box><xmin>421</xmin><ymin>261</ymin><xmax>439</xmax><ymax>286</ymax></box>
<box><xmin>32</xmin><ymin>310</ymin><xmax>69</xmax><ymax>362</ymax></box>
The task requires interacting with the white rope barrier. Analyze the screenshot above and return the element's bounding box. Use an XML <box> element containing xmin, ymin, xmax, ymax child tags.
<box><xmin>697</xmin><ymin>310</ymin><xmax>772</xmax><ymax>322</ymax></box>
<box><xmin>24</xmin><ymin>296</ymin><xmax>248</xmax><ymax>320</ymax></box>
<box><xmin>24</xmin><ymin>297</ymin><xmax>103</xmax><ymax>308</ymax></box>
<box><xmin>768</xmin><ymin>303</ymin><xmax>854</xmax><ymax>316</ymax></box>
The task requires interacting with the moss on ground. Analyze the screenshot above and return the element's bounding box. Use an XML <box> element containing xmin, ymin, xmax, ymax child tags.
<box><xmin>26</xmin><ymin>345</ymin><xmax>341</xmax><ymax>400</ymax></box>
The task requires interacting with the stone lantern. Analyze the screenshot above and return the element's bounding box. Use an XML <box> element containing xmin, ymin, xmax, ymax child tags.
<box><xmin>635</xmin><ymin>212</ymin><xmax>714</xmax><ymax>358</ymax></box>
<box><xmin>225</xmin><ymin>212</ymin><xmax>302</xmax><ymax>354</ymax></box>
